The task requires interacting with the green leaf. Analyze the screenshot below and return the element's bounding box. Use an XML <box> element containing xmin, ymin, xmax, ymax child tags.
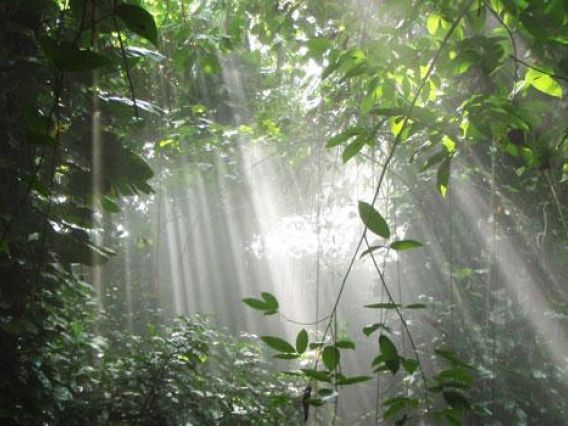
<box><xmin>365</xmin><ymin>302</ymin><xmax>401</xmax><ymax>309</ymax></box>
<box><xmin>336</xmin><ymin>375</ymin><xmax>372</xmax><ymax>385</ymax></box>
<box><xmin>363</xmin><ymin>323</ymin><xmax>383</xmax><ymax>336</ymax></box>
<box><xmin>427</xmin><ymin>13</ymin><xmax>441</xmax><ymax>35</ymax></box>
<box><xmin>359</xmin><ymin>245</ymin><xmax>386</xmax><ymax>258</ymax></box>
<box><xmin>443</xmin><ymin>390</ymin><xmax>471</xmax><ymax>411</ymax></box>
<box><xmin>242</xmin><ymin>297</ymin><xmax>268</xmax><ymax>311</ymax></box>
<box><xmin>115</xmin><ymin>4</ymin><xmax>158</xmax><ymax>46</ymax></box>
<box><xmin>261</xmin><ymin>292</ymin><xmax>279</xmax><ymax>310</ymax></box>
<box><xmin>342</xmin><ymin>137</ymin><xmax>366</xmax><ymax>163</ymax></box>
<box><xmin>317</xmin><ymin>387</ymin><xmax>335</xmax><ymax>397</ymax></box>
<box><xmin>274</xmin><ymin>353</ymin><xmax>300</xmax><ymax>360</ymax></box>
<box><xmin>27</xmin><ymin>131</ymin><xmax>57</xmax><ymax>146</ymax></box>
<box><xmin>405</xmin><ymin>303</ymin><xmax>427</xmax><ymax>309</ymax></box>
<box><xmin>261</xmin><ymin>336</ymin><xmax>296</xmax><ymax>353</ymax></box>
<box><xmin>402</xmin><ymin>358</ymin><xmax>419</xmax><ymax>374</ymax></box>
<box><xmin>0</xmin><ymin>239</ymin><xmax>9</xmax><ymax>256</ymax></box>
<box><xmin>358</xmin><ymin>201</ymin><xmax>390</xmax><ymax>238</ymax></box>
<box><xmin>335</xmin><ymin>339</ymin><xmax>356</xmax><ymax>350</ymax></box>
<box><xmin>437</xmin><ymin>156</ymin><xmax>451</xmax><ymax>197</ymax></box>
<box><xmin>322</xmin><ymin>346</ymin><xmax>340</xmax><ymax>370</ymax></box>
<box><xmin>41</xmin><ymin>39</ymin><xmax>111</xmax><ymax>72</ymax></box>
<box><xmin>390</xmin><ymin>240</ymin><xmax>423</xmax><ymax>251</ymax></box>
<box><xmin>101</xmin><ymin>196</ymin><xmax>120</xmax><ymax>213</ymax></box>
<box><xmin>301</xmin><ymin>369</ymin><xmax>332</xmax><ymax>382</ymax></box>
<box><xmin>296</xmin><ymin>329</ymin><xmax>308</xmax><ymax>354</ymax></box>
<box><xmin>435</xmin><ymin>349</ymin><xmax>475</xmax><ymax>370</ymax></box>
<box><xmin>437</xmin><ymin>366</ymin><xmax>474</xmax><ymax>387</ymax></box>
<box><xmin>525</xmin><ymin>68</ymin><xmax>563</xmax><ymax>98</ymax></box>
<box><xmin>379</xmin><ymin>335</ymin><xmax>400</xmax><ymax>374</ymax></box>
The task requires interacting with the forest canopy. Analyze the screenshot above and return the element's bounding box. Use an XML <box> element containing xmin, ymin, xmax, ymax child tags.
<box><xmin>1</xmin><ymin>0</ymin><xmax>568</xmax><ymax>424</ymax></box>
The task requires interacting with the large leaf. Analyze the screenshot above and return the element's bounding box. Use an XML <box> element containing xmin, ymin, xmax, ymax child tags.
<box><xmin>115</xmin><ymin>4</ymin><xmax>158</xmax><ymax>46</ymax></box>
<box><xmin>525</xmin><ymin>68</ymin><xmax>563</xmax><ymax>98</ymax></box>
<box><xmin>41</xmin><ymin>39</ymin><xmax>111</xmax><ymax>72</ymax></box>
<box><xmin>358</xmin><ymin>201</ymin><xmax>390</xmax><ymax>238</ymax></box>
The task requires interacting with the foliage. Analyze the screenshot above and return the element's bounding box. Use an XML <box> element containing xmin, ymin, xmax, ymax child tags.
<box><xmin>42</xmin><ymin>313</ymin><xmax>301</xmax><ymax>425</ymax></box>
<box><xmin>3</xmin><ymin>0</ymin><xmax>568</xmax><ymax>424</ymax></box>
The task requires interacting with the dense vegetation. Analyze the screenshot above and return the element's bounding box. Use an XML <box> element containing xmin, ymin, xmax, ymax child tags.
<box><xmin>1</xmin><ymin>0</ymin><xmax>568</xmax><ymax>424</ymax></box>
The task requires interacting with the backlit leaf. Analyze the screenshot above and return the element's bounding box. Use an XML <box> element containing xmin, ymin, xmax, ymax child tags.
<box><xmin>437</xmin><ymin>156</ymin><xmax>451</xmax><ymax>197</ymax></box>
<box><xmin>526</xmin><ymin>68</ymin><xmax>563</xmax><ymax>98</ymax></box>
<box><xmin>390</xmin><ymin>240</ymin><xmax>423</xmax><ymax>251</ymax></box>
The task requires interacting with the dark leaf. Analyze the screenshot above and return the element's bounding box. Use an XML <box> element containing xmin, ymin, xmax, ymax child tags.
<box><xmin>301</xmin><ymin>369</ymin><xmax>332</xmax><ymax>382</ymax></box>
<box><xmin>322</xmin><ymin>346</ymin><xmax>340</xmax><ymax>371</ymax></box>
<box><xmin>359</xmin><ymin>245</ymin><xmax>386</xmax><ymax>258</ymax></box>
<box><xmin>261</xmin><ymin>292</ymin><xmax>279</xmax><ymax>310</ymax></box>
<box><xmin>115</xmin><ymin>4</ymin><xmax>158</xmax><ymax>46</ymax></box>
<box><xmin>379</xmin><ymin>335</ymin><xmax>400</xmax><ymax>374</ymax></box>
<box><xmin>261</xmin><ymin>336</ymin><xmax>296</xmax><ymax>353</ymax></box>
<box><xmin>365</xmin><ymin>302</ymin><xmax>401</xmax><ymax>309</ymax></box>
<box><xmin>443</xmin><ymin>390</ymin><xmax>471</xmax><ymax>411</ymax></box>
<box><xmin>296</xmin><ymin>329</ymin><xmax>308</xmax><ymax>354</ymax></box>
<box><xmin>335</xmin><ymin>339</ymin><xmax>356</xmax><ymax>350</ymax></box>
<box><xmin>358</xmin><ymin>201</ymin><xmax>390</xmax><ymax>238</ymax></box>
<box><xmin>336</xmin><ymin>375</ymin><xmax>372</xmax><ymax>385</ymax></box>
<box><xmin>402</xmin><ymin>358</ymin><xmax>419</xmax><ymax>374</ymax></box>
<box><xmin>405</xmin><ymin>303</ymin><xmax>427</xmax><ymax>309</ymax></box>
<box><xmin>242</xmin><ymin>298</ymin><xmax>268</xmax><ymax>311</ymax></box>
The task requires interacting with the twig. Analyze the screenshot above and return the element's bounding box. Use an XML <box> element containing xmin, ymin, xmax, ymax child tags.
<box><xmin>510</xmin><ymin>55</ymin><xmax>568</xmax><ymax>82</ymax></box>
<box><xmin>482</xmin><ymin>0</ymin><xmax>519</xmax><ymax>86</ymax></box>
<box><xmin>316</xmin><ymin>0</ymin><xmax>475</xmax><ymax>415</ymax></box>
<box><xmin>108</xmin><ymin>0</ymin><xmax>139</xmax><ymax>119</ymax></box>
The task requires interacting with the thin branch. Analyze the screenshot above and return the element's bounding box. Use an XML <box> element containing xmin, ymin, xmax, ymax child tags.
<box><xmin>364</xmin><ymin>235</ymin><xmax>430</xmax><ymax>409</ymax></box>
<box><xmin>108</xmin><ymin>0</ymin><xmax>140</xmax><ymax>119</ymax></box>
<box><xmin>510</xmin><ymin>55</ymin><xmax>568</xmax><ymax>83</ymax></box>
<box><xmin>482</xmin><ymin>0</ymin><xmax>519</xmax><ymax>86</ymax></box>
<box><xmin>315</xmin><ymin>0</ymin><xmax>475</xmax><ymax>414</ymax></box>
